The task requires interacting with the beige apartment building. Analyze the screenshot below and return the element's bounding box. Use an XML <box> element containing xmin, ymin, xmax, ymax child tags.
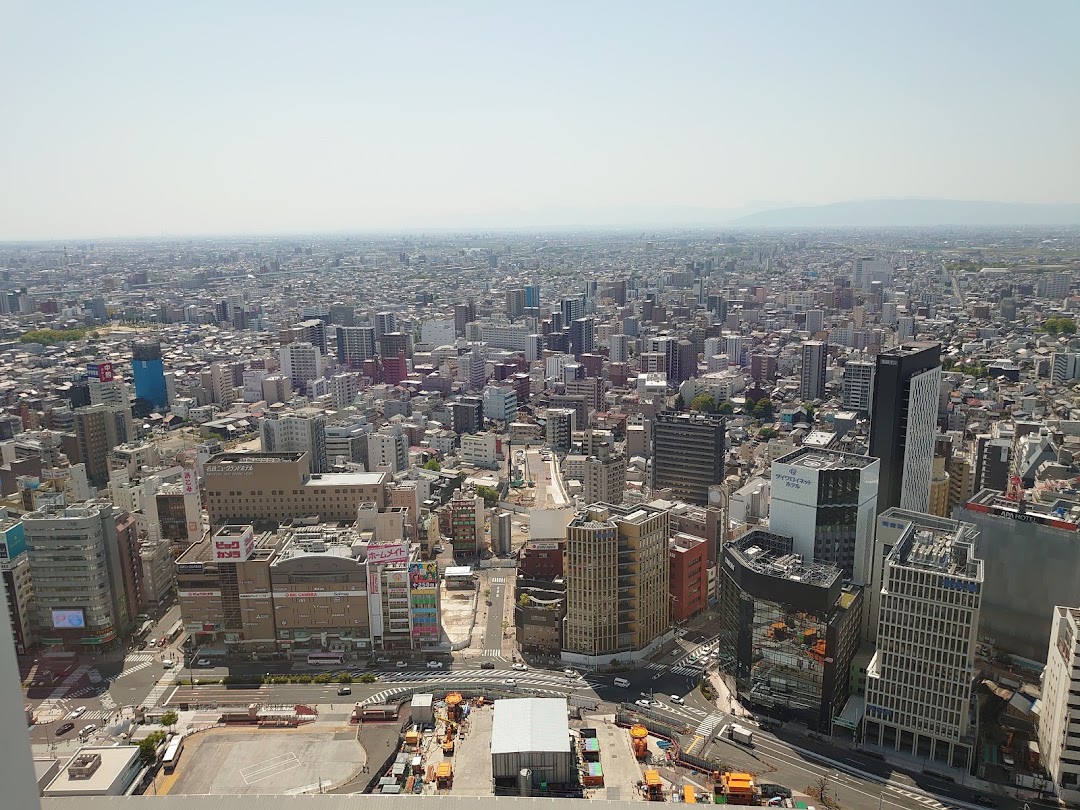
<box><xmin>204</xmin><ymin>452</ymin><xmax>387</xmax><ymax>526</ymax></box>
<box><xmin>563</xmin><ymin>502</ymin><xmax>670</xmax><ymax>668</ymax></box>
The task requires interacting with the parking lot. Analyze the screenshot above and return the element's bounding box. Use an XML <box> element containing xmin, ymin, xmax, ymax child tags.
<box><xmin>162</xmin><ymin>729</ymin><xmax>364</xmax><ymax>795</ymax></box>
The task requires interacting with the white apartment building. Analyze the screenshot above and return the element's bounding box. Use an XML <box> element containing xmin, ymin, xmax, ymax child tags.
<box><xmin>1051</xmin><ymin>352</ymin><xmax>1080</xmax><ymax>386</ymax></box>
<box><xmin>367</xmin><ymin>426</ymin><xmax>408</xmax><ymax>474</ymax></box>
<box><xmin>482</xmin><ymin>385</ymin><xmax>518</xmax><ymax>423</ymax></box>
<box><xmin>280</xmin><ymin>341</ymin><xmax>324</xmax><ymax>394</ymax></box>
<box><xmin>843</xmin><ymin>358</ymin><xmax>875</xmax><ymax>415</ymax></box>
<box><xmin>420</xmin><ymin>318</ymin><xmax>456</xmax><ymax>347</ymax></box>
<box><xmin>460</xmin><ymin>432</ymin><xmax>498</xmax><ymax>469</ymax></box>
<box><xmin>864</xmin><ymin>511</ymin><xmax>982</xmax><ymax>771</ymax></box>
<box><xmin>1039</xmin><ymin>606</ymin><xmax>1080</xmax><ymax>803</ymax></box>
<box><xmin>260</xmin><ymin>410</ymin><xmax>329</xmax><ymax>473</ymax></box>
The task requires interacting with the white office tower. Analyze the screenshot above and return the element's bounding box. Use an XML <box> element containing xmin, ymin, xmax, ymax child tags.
<box><xmin>724</xmin><ymin>334</ymin><xmax>747</xmax><ymax>367</ymax></box>
<box><xmin>769</xmin><ymin>448</ymin><xmax>879</xmax><ymax>581</ymax></box>
<box><xmin>367</xmin><ymin>424</ymin><xmax>408</xmax><ymax>474</ymax></box>
<box><xmin>881</xmin><ymin>301</ymin><xmax>898</xmax><ymax>326</ymax></box>
<box><xmin>853</xmin><ymin>257</ymin><xmax>891</xmax><ymax>292</ymax></box>
<box><xmin>799</xmin><ymin>340</ymin><xmax>827</xmax><ymax>401</ymax></box>
<box><xmin>843</xmin><ymin>358</ymin><xmax>875</xmax><ymax>416</ymax></box>
<box><xmin>704</xmin><ymin>337</ymin><xmax>723</xmax><ymax>359</ymax></box>
<box><xmin>280</xmin><ymin>341</ymin><xmax>324</xmax><ymax>393</ymax></box>
<box><xmin>897</xmin><ymin>316</ymin><xmax>915</xmax><ymax>342</ymax></box>
<box><xmin>609</xmin><ymin>333</ymin><xmax>630</xmax><ymax>363</ymax></box>
<box><xmin>482</xmin><ymin>385</ymin><xmax>518</xmax><ymax>422</ymax></box>
<box><xmin>1039</xmin><ymin>607</ymin><xmax>1080</xmax><ymax>803</ymax></box>
<box><xmin>864</xmin><ymin>510</ymin><xmax>981</xmax><ymax>772</ymax></box>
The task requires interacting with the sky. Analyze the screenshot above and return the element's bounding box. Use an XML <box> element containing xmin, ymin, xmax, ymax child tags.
<box><xmin>2</xmin><ymin>0</ymin><xmax>1078</xmax><ymax>239</ymax></box>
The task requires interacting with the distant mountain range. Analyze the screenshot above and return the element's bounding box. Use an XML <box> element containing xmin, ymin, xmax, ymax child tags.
<box><xmin>734</xmin><ymin>199</ymin><xmax>1080</xmax><ymax>227</ymax></box>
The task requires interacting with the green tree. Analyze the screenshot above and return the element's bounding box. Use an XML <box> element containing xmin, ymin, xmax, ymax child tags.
<box><xmin>423</xmin><ymin>458</ymin><xmax>441</xmax><ymax>471</ymax></box>
<box><xmin>476</xmin><ymin>485</ymin><xmax>500</xmax><ymax>506</ymax></box>
<box><xmin>19</xmin><ymin>327</ymin><xmax>89</xmax><ymax>346</ymax></box>
<box><xmin>359</xmin><ymin>673</ymin><xmax>378</xmax><ymax>683</ymax></box>
<box><xmin>138</xmin><ymin>730</ymin><xmax>167</xmax><ymax>765</ymax></box>
<box><xmin>690</xmin><ymin>393</ymin><xmax>717</xmax><ymax>413</ymax></box>
<box><xmin>159</xmin><ymin>711</ymin><xmax>178</xmax><ymax>729</ymax></box>
<box><xmin>759</xmin><ymin>427</ymin><xmax>778</xmax><ymax>440</ymax></box>
<box><xmin>674</xmin><ymin>394</ymin><xmax>685</xmax><ymax>411</ymax></box>
<box><xmin>717</xmin><ymin>401</ymin><xmax>734</xmax><ymax>415</ymax></box>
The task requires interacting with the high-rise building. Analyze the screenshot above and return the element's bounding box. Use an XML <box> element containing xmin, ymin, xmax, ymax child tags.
<box><xmin>569</xmin><ymin>317</ymin><xmax>595</xmax><ymax>357</ymax></box>
<box><xmin>800</xmin><ymin>340</ymin><xmax>827</xmax><ymax>401</ymax></box>
<box><xmin>449</xmin><ymin>397</ymin><xmax>484</xmax><ymax>435</ymax></box>
<box><xmin>717</xmin><ymin>529</ymin><xmax>862</xmax><ymax>732</ymax></box>
<box><xmin>863</xmin><ymin>509</ymin><xmax>981</xmax><ymax>771</ymax></box>
<box><xmin>450</xmin><ymin>495</ymin><xmax>485</xmax><ymax>554</ymax></box>
<box><xmin>805</xmin><ymin>309</ymin><xmax>824</xmax><ymax>335</ymax></box>
<box><xmin>1051</xmin><ymin>351</ymin><xmax>1080</xmax><ymax>385</ymax></box>
<box><xmin>769</xmin><ymin>448</ymin><xmax>879</xmax><ymax>581</ymax></box>
<box><xmin>131</xmin><ymin>339</ymin><xmax>167</xmax><ymax>409</ymax></box>
<box><xmin>609</xmin><ymin>333</ymin><xmax>629</xmax><ymax>363</ymax></box>
<box><xmin>868</xmin><ymin>342</ymin><xmax>941</xmax><ymax>514</ymax></box>
<box><xmin>336</xmin><ymin>326</ymin><xmax>377</xmax><ymax>367</ymax></box>
<box><xmin>524</xmin><ymin>284</ymin><xmax>541</xmax><ymax>309</ymax></box>
<box><xmin>1038</xmin><ymin>606</ymin><xmax>1080</xmax><ymax>804</ymax></box>
<box><xmin>73</xmin><ymin>404</ymin><xmax>133</xmax><ymax>486</ymax></box>
<box><xmin>652</xmin><ymin>411</ymin><xmax>725</xmax><ymax>506</ymax></box>
<box><xmin>673</xmin><ymin>339</ymin><xmax>697</xmax><ymax>383</ymax></box>
<box><xmin>374</xmin><ymin>311</ymin><xmax>397</xmax><ymax>341</ymax></box>
<box><xmin>23</xmin><ymin>501</ymin><xmax>129</xmax><ymax>649</ymax></box>
<box><xmin>583</xmin><ymin>443</ymin><xmax>626</xmax><ymax>505</ymax></box>
<box><xmin>0</xmin><ymin>519</ymin><xmax>33</xmax><ymax>653</ymax></box>
<box><xmin>280</xmin><ymin>341</ymin><xmax>324</xmax><ymax>393</ymax></box>
<box><xmin>561</xmin><ymin>296</ymin><xmax>585</xmax><ymax>326</ymax></box>
<box><xmin>380</xmin><ymin>331</ymin><xmax>412</xmax><ymax>360</ymax></box>
<box><xmin>545</xmin><ymin>408</ymin><xmax>575</xmax><ymax>453</ymax></box>
<box><xmin>260</xmin><ymin>410</ymin><xmax>329</xmax><ymax>473</ymax></box>
<box><xmin>564</xmin><ymin>503</ymin><xmax>670</xmax><ymax>665</ymax></box>
<box><xmin>842</xmin><ymin>358</ymin><xmax>875</xmax><ymax>416</ymax></box>
<box><xmin>853</xmin><ymin>257</ymin><xmax>890</xmax><ymax>292</ymax></box>
<box><xmin>505</xmin><ymin>288</ymin><xmax>526</xmax><ymax>320</ymax></box>
<box><xmin>367</xmin><ymin>425</ymin><xmax>409</xmax><ymax>474</ymax></box>
<box><xmin>293</xmin><ymin>318</ymin><xmax>328</xmax><ymax>355</ymax></box>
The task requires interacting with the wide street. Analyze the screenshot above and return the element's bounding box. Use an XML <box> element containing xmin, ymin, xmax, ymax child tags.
<box><xmin>23</xmin><ymin>615</ymin><xmax>1045</xmax><ymax>810</ymax></box>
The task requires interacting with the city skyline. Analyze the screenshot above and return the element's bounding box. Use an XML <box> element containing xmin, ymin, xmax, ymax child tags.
<box><xmin>3</xmin><ymin>1</ymin><xmax>1079</xmax><ymax>239</ymax></box>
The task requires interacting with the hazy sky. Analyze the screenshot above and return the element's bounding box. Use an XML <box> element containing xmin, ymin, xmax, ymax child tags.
<box><xmin>2</xmin><ymin>1</ymin><xmax>1078</xmax><ymax>239</ymax></box>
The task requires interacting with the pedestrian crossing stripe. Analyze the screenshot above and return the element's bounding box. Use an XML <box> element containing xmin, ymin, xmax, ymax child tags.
<box><xmin>489</xmin><ymin>577</ymin><xmax>507</xmax><ymax>583</ymax></box>
<box><xmin>695</xmin><ymin>713</ymin><xmax>724</xmax><ymax>736</ymax></box>
<box><xmin>479</xmin><ymin>650</ymin><xmax>504</xmax><ymax>658</ymax></box>
<box><xmin>645</xmin><ymin>662</ymin><xmax>703</xmax><ymax>677</ymax></box>
<box><xmin>886</xmin><ymin>786</ymin><xmax>959</xmax><ymax>810</ymax></box>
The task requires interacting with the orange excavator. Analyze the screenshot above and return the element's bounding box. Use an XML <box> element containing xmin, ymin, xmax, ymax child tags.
<box><xmin>442</xmin><ymin>718</ymin><xmax>458</xmax><ymax>755</ymax></box>
<box><xmin>630</xmin><ymin>724</ymin><xmax>650</xmax><ymax>760</ymax></box>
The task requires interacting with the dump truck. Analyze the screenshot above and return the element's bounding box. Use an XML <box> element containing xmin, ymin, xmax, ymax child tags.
<box><xmin>644</xmin><ymin>769</ymin><xmax>664</xmax><ymax>801</ymax></box>
<box><xmin>729</xmin><ymin>723</ymin><xmax>754</xmax><ymax>747</ymax></box>
<box><xmin>630</xmin><ymin>724</ymin><xmax>650</xmax><ymax>760</ymax></box>
<box><xmin>436</xmin><ymin>761</ymin><xmax>453</xmax><ymax>789</ymax></box>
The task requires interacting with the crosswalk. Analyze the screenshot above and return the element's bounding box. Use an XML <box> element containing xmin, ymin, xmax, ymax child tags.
<box><xmin>695</xmin><ymin>713</ymin><xmax>725</xmax><ymax>737</ymax></box>
<box><xmin>886</xmin><ymin>785</ymin><xmax>959</xmax><ymax>810</ymax></box>
<box><xmin>363</xmin><ymin>681</ymin><xmax>573</xmax><ymax>706</ymax></box>
<box><xmin>489</xmin><ymin>577</ymin><xmax>507</xmax><ymax>584</ymax></box>
<box><xmin>67</xmin><ymin>653</ymin><xmax>158</xmax><ymax>699</ymax></box>
<box><xmin>143</xmin><ymin>668</ymin><xmax>181</xmax><ymax>707</ymax></box>
<box><xmin>646</xmin><ymin>662</ymin><xmax>704</xmax><ymax>678</ymax></box>
<box><xmin>43</xmin><ymin>665</ymin><xmax>91</xmax><ymax>701</ymax></box>
<box><xmin>478</xmin><ymin>649</ymin><xmax>504</xmax><ymax>658</ymax></box>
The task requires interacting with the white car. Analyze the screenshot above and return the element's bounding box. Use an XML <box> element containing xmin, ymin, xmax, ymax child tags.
<box><xmin>669</xmin><ymin>695</ymin><xmax>685</xmax><ymax>705</ymax></box>
<box><xmin>503</xmin><ymin>678</ymin><xmax>517</xmax><ymax>687</ymax></box>
<box><xmin>635</xmin><ymin>699</ymin><xmax>652</xmax><ymax>708</ymax></box>
<box><xmin>511</xmin><ymin>662</ymin><xmax>527</xmax><ymax>671</ymax></box>
<box><xmin>79</xmin><ymin>724</ymin><xmax>97</xmax><ymax>738</ymax></box>
<box><xmin>564</xmin><ymin>668</ymin><xmax>577</xmax><ymax>678</ymax></box>
<box><xmin>71</xmin><ymin>706</ymin><xmax>87</xmax><ymax>719</ymax></box>
<box><xmin>426</xmin><ymin>661</ymin><xmax>444</xmax><ymax>669</ymax></box>
<box><xmin>396</xmin><ymin>661</ymin><xmax>408</xmax><ymax>668</ymax></box>
<box><xmin>196</xmin><ymin>658</ymin><xmax>212</xmax><ymax>667</ymax></box>
<box><xmin>88</xmin><ymin>670</ymin><xmax>102</xmax><ymax>684</ymax></box>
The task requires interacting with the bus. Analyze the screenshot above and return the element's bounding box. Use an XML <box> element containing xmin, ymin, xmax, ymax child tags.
<box><xmin>307</xmin><ymin>651</ymin><xmax>346</xmax><ymax>666</ymax></box>
<box><xmin>162</xmin><ymin>736</ymin><xmax>184</xmax><ymax>773</ymax></box>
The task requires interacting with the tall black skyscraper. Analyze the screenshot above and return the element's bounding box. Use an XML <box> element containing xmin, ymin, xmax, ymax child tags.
<box><xmin>868</xmin><ymin>341</ymin><xmax>941</xmax><ymax>515</ymax></box>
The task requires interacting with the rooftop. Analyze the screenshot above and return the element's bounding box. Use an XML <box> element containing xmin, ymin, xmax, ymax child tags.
<box><xmin>491</xmin><ymin>697</ymin><xmax>570</xmax><ymax>755</ymax></box>
<box><xmin>965</xmin><ymin>487</ymin><xmax>1080</xmax><ymax>530</ymax></box>
<box><xmin>775</xmin><ymin>446</ymin><xmax>877</xmax><ymax>471</ymax></box>
<box><xmin>42</xmin><ymin>746</ymin><xmax>139</xmax><ymax>797</ymax></box>
<box><xmin>729</xmin><ymin>529</ymin><xmax>842</xmax><ymax>589</ymax></box>
<box><xmin>891</xmin><ymin>526</ymin><xmax>982</xmax><ymax>581</ymax></box>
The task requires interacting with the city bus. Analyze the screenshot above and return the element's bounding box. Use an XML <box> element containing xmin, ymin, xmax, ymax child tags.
<box><xmin>162</xmin><ymin>736</ymin><xmax>184</xmax><ymax>773</ymax></box>
<box><xmin>307</xmin><ymin>651</ymin><xmax>346</xmax><ymax>666</ymax></box>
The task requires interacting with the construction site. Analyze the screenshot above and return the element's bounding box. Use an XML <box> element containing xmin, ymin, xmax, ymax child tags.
<box><xmin>352</xmin><ymin>691</ymin><xmax>811</xmax><ymax>805</ymax></box>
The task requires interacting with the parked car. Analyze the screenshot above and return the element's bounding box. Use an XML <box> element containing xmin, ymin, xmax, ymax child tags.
<box><xmin>337</xmin><ymin>686</ymin><xmax>352</xmax><ymax>696</ymax></box>
<box><xmin>480</xmin><ymin>661</ymin><xmax>496</xmax><ymax>669</ymax></box>
<box><xmin>635</xmin><ymin>699</ymin><xmax>652</xmax><ymax>708</ymax></box>
<box><xmin>55</xmin><ymin>722</ymin><xmax>75</xmax><ymax>736</ymax></box>
<box><xmin>427</xmin><ymin>661</ymin><xmax>444</xmax><ymax>669</ymax></box>
<box><xmin>148</xmin><ymin>639</ymin><xmax>156</xmax><ymax>648</ymax></box>
<box><xmin>162</xmin><ymin>659</ymin><xmax>175</xmax><ymax>669</ymax></box>
<box><xmin>669</xmin><ymin>695</ymin><xmax>684</xmax><ymax>705</ymax></box>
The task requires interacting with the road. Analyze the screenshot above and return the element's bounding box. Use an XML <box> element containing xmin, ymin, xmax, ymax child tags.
<box><xmin>24</xmin><ymin>615</ymin><xmax>1037</xmax><ymax>810</ymax></box>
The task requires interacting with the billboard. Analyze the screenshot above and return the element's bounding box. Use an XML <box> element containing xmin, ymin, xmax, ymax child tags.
<box><xmin>86</xmin><ymin>362</ymin><xmax>115</xmax><ymax>383</ymax></box>
<box><xmin>0</xmin><ymin>522</ymin><xmax>27</xmax><ymax>561</ymax></box>
<box><xmin>52</xmin><ymin>609</ymin><xmax>86</xmax><ymax>629</ymax></box>
<box><xmin>409</xmin><ymin>561</ymin><xmax>439</xmax><ymax>591</ymax></box>
<box><xmin>366</xmin><ymin>541</ymin><xmax>409</xmax><ymax>566</ymax></box>
<box><xmin>212</xmin><ymin>526</ymin><xmax>255</xmax><ymax>562</ymax></box>
<box><xmin>770</xmin><ymin>462</ymin><xmax>821</xmax><ymax>508</ymax></box>
<box><xmin>182</xmin><ymin>468</ymin><xmax>199</xmax><ymax>496</ymax></box>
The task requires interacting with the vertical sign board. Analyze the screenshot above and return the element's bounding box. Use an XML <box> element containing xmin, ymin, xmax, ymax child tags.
<box><xmin>408</xmin><ymin>561</ymin><xmax>440</xmax><ymax>638</ymax></box>
<box><xmin>368</xmin><ymin>568</ymin><xmax>383</xmax><ymax>638</ymax></box>
<box><xmin>182</xmin><ymin>469</ymin><xmax>199</xmax><ymax>496</ymax></box>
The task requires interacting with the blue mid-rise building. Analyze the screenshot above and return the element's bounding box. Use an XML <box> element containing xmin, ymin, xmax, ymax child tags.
<box><xmin>132</xmin><ymin>339</ymin><xmax>167</xmax><ymax>409</ymax></box>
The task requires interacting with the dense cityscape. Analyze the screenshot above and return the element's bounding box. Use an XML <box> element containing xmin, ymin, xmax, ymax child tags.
<box><xmin>0</xmin><ymin>227</ymin><xmax>1078</xmax><ymax>810</ymax></box>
